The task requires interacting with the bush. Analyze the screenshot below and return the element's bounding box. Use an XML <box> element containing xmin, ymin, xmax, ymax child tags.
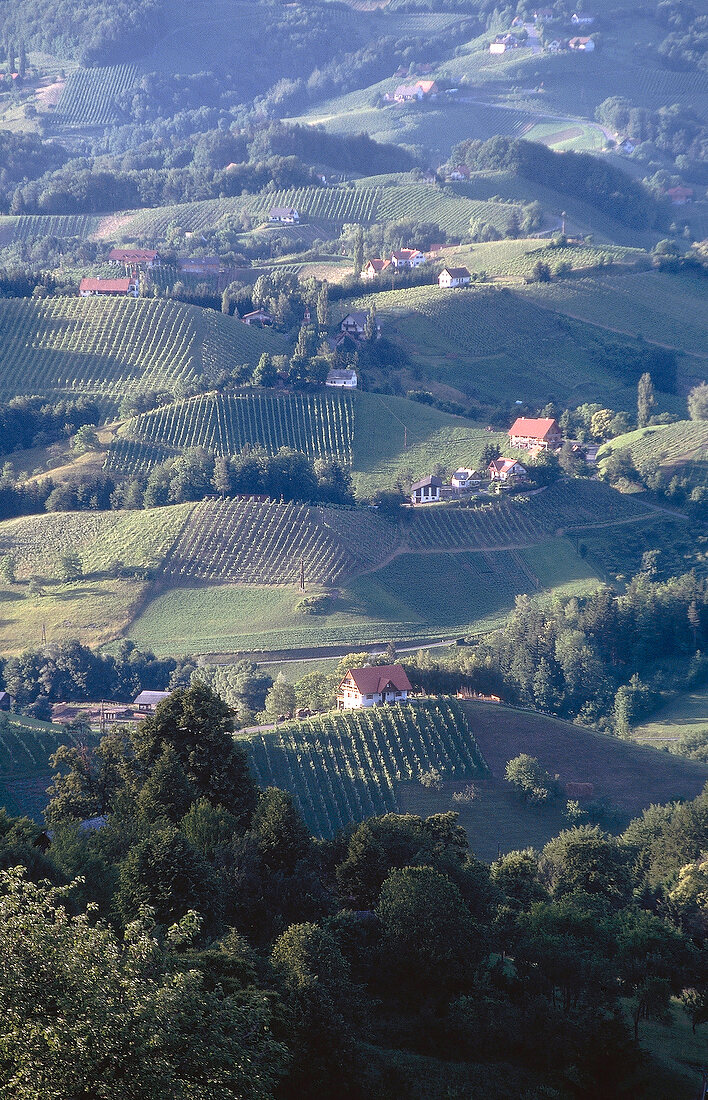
<box><xmin>294</xmin><ymin>594</ymin><xmax>333</xmax><ymax>615</ymax></box>
<box><xmin>505</xmin><ymin>754</ymin><xmax>558</xmax><ymax>804</ymax></box>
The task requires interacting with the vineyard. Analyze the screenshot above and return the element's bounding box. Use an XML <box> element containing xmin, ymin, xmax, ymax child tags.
<box><xmin>0</xmin><ymin>713</ymin><xmax>97</xmax><ymax>820</ymax></box>
<box><xmin>52</xmin><ymin>64</ymin><xmax>140</xmax><ymax>127</ymax></box>
<box><xmin>163</xmin><ymin>498</ymin><xmax>397</xmax><ymax>585</ymax></box>
<box><xmin>0</xmin><ymin>505</ymin><xmax>194</xmax><ymax>581</ymax></box>
<box><xmin>519</xmin><ymin>272</ymin><xmax>708</xmax><ymax>359</ymax></box>
<box><xmin>244</xmin><ymin>699</ymin><xmax>488</xmax><ymax>838</ymax></box>
<box><xmin>117</xmin><ymin>390</ymin><xmax>355</xmax><ymax>465</ymax></box>
<box><xmin>0</xmin><ymin>297</ymin><xmax>284</xmax><ymax>411</ymax></box>
<box><xmin>0</xmin><ymin>214</ymin><xmax>100</xmax><ymax>243</ymax></box>
<box><xmin>599</xmin><ymin>421</ymin><xmax>708</xmax><ymax>482</ymax></box>
<box><xmin>444</xmin><ymin>240</ymin><xmax>647</xmax><ymax>279</ymax></box>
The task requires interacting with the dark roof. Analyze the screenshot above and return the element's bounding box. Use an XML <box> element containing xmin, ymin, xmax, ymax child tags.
<box><xmin>134</xmin><ymin>690</ymin><xmax>171</xmax><ymax>706</ymax></box>
<box><xmin>340</xmin><ymin>664</ymin><xmax>412</xmax><ymax>695</ymax></box>
<box><xmin>411</xmin><ymin>474</ymin><xmax>442</xmax><ymax>491</ymax></box>
<box><xmin>440</xmin><ymin>267</ymin><xmax>471</xmax><ymax>278</ymax></box>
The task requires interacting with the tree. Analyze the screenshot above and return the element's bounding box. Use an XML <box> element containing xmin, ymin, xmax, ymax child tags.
<box><xmin>263</xmin><ymin>675</ymin><xmax>296</xmax><ymax>722</ymax></box>
<box><xmin>353</xmin><ymin>225</ymin><xmax>364</xmax><ymax>277</ymax></box>
<box><xmin>72</xmin><ymin>424</ymin><xmax>99</xmax><ymax>454</ymax></box>
<box><xmin>58</xmin><ymin>553</ymin><xmax>82</xmax><ymax>583</ymax></box>
<box><xmin>0</xmin><ymin>555</ymin><xmax>16</xmax><ymax>584</ymax></box>
<box><xmin>221</xmin><ymin>288</ymin><xmax>231</xmax><ymax>315</ymax></box>
<box><xmin>116</xmin><ymin>823</ymin><xmax>221</xmax><ymax>929</ymax></box>
<box><xmin>505</xmin><ymin>754</ymin><xmax>557</xmax><ymax>804</ymax></box>
<box><xmin>481</xmin><ymin>442</ymin><xmax>501</xmax><ymax>467</ymax></box>
<box><xmin>376</xmin><ymin>865</ymin><xmax>476</xmax><ymax>996</ymax></box>
<box><xmin>316</xmin><ymin>280</ymin><xmax>328</xmax><ymax>326</ymax></box>
<box><xmin>688</xmin><ymin>382</ymin><xmax>708</xmax><ymax>421</ymax></box>
<box><xmin>252</xmin><ymin>352</ymin><xmax>277</xmax><ymax>387</ymax></box>
<box><xmin>539</xmin><ymin>825</ymin><xmax>634</xmax><ymax>907</ymax></box>
<box><xmin>590</xmin><ymin>408</ymin><xmax>614</xmax><ymax>441</ymax></box>
<box><xmin>637</xmin><ymin>371</ymin><xmax>656</xmax><ymax>428</ymax></box>
<box><xmin>251</xmin><ymin>787</ymin><xmax>310</xmax><ymax>872</ymax></box>
<box><xmin>531</xmin><ymin>260</ymin><xmax>552</xmax><ymax>282</ymax></box>
<box><xmin>133</xmin><ymin>683</ymin><xmax>257</xmax><ymax>828</ymax></box>
<box><xmin>0</xmin><ymin>867</ymin><xmax>286</xmax><ymax>1099</ymax></box>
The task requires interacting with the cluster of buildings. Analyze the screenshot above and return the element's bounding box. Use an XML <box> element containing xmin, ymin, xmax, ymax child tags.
<box><xmin>409</xmin><ymin>417</ymin><xmax>563</xmax><ymax>505</ymax></box>
<box><xmin>78</xmin><ymin>248</ymin><xmax>225</xmax><ymax>298</ymax></box>
<box><xmin>363</xmin><ymin>248</ymin><xmax>426</xmax><ymax>279</ymax></box>
<box><xmin>385</xmin><ymin>79</ymin><xmax>438</xmax><ymax>104</ymax></box>
<box><xmin>50</xmin><ymin>690</ymin><xmax>172</xmax><ymax>729</ymax></box>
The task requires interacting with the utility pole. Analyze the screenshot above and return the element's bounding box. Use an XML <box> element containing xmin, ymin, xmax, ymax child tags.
<box><xmin>404</xmin><ymin>425</ymin><xmax>407</xmax><ymax>449</ymax></box>
<box><xmin>41</xmin><ymin>622</ymin><xmax>46</xmax><ymax>645</ymax></box>
<box><xmin>299</xmin><ymin>558</ymin><xmax>305</xmax><ymax>591</ymax></box>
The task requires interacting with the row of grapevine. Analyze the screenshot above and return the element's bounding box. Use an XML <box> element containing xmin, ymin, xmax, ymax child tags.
<box><xmin>53</xmin><ymin>64</ymin><xmax>140</xmax><ymax>127</ymax></box>
<box><xmin>245</xmin><ymin>699</ymin><xmax>488</xmax><ymax>838</ymax></box>
<box><xmin>104</xmin><ymin>439</ymin><xmax>176</xmax><ymax>476</ymax></box>
<box><xmin>122</xmin><ymin>391</ymin><xmax>355</xmax><ymax>464</ymax></box>
<box><xmin>406</xmin><ymin>499</ymin><xmax>547</xmax><ymax>550</ymax></box>
<box><xmin>9</xmin><ymin>214</ymin><xmax>100</xmax><ymax>242</ymax></box>
<box><xmin>163</xmin><ymin>497</ymin><xmax>394</xmax><ymax>584</ymax></box>
<box><xmin>247</xmin><ymin>187</ymin><xmax>383</xmax><ymax>225</ymax></box>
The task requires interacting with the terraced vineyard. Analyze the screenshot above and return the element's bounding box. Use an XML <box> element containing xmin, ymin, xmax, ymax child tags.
<box><xmin>52</xmin><ymin>64</ymin><xmax>140</xmax><ymax>126</ymax></box>
<box><xmin>406</xmin><ymin>499</ymin><xmax>545</xmax><ymax>550</ymax></box>
<box><xmin>116</xmin><ymin>391</ymin><xmax>354</xmax><ymax>465</ymax></box>
<box><xmin>599</xmin><ymin>421</ymin><xmax>708</xmax><ymax>485</ymax></box>
<box><xmin>0</xmin><ymin>298</ymin><xmax>284</xmax><ymax>411</ymax></box>
<box><xmin>164</xmin><ymin>498</ymin><xmax>398</xmax><ymax>584</ymax></box>
<box><xmin>250</xmin><ymin>186</ymin><xmax>383</xmax><ymax>224</ymax></box>
<box><xmin>245</xmin><ymin>699</ymin><xmax>487</xmax><ymax>837</ymax></box>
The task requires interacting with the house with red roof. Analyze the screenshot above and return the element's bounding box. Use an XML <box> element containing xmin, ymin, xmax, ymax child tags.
<box><xmin>79</xmin><ymin>277</ymin><xmax>139</xmax><ymax>298</ymax></box>
<box><xmin>509</xmin><ymin>417</ymin><xmax>562</xmax><ymax>450</ymax></box>
<box><xmin>488</xmin><ymin>457</ymin><xmax>528</xmax><ymax>482</ymax></box>
<box><xmin>108</xmin><ymin>248</ymin><xmax>160</xmax><ymax>269</ymax></box>
<box><xmin>363</xmin><ymin>258</ymin><xmax>391</xmax><ymax>280</ymax></box>
<box><xmin>666</xmin><ymin>186</ymin><xmax>694</xmax><ymax>205</ymax></box>
<box><xmin>337</xmin><ymin>664</ymin><xmax>412</xmax><ymax>710</ymax></box>
<box><xmin>390</xmin><ymin>248</ymin><xmax>426</xmax><ymax>269</ymax></box>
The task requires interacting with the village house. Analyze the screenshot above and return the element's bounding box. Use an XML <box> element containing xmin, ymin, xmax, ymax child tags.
<box><xmin>390</xmin><ymin>248</ymin><xmax>426</xmax><ymax>269</ymax></box>
<box><xmin>571</xmin><ymin>12</ymin><xmax>595</xmax><ymax>24</ymax></box>
<box><xmin>340</xmin><ymin>311</ymin><xmax>381</xmax><ymax>339</ymax></box>
<box><xmin>445</xmin><ymin>164</ymin><xmax>470</xmax><ymax>181</ymax></box>
<box><xmin>451</xmin><ymin>468</ymin><xmax>484</xmax><ymax>492</ymax></box>
<box><xmin>79</xmin><ymin>277</ymin><xmax>139</xmax><ymax>298</ymax></box>
<box><xmin>547</xmin><ymin>39</ymin><xmax>563</xmax><ymax>51</ymax></box>
<box><xmin>108</xmin><ymin>247</ymin><xmax>160</xmax><ymax>269</ymax></box>
<box><xmin>410</xmin><ymin>474</ymin><xmax>442</xmax><ymax>504</ymax></box>
<box><xmin>337</xmin><ymin>664</ymin><xmax>412</xmax><ymax>710</ymax></box>
<box><xmin>134</xmin><ymin>690</ymin><xmax>171</xmax><ymax>713</ymax></box>
<box><xmin>241</xmin><ymin>307</ymin><xmax>273</xmax><ymax>327</ymax></box>
<box><xmin>326</xmin><ymin>367</ymin><xmax>358</xmax><ymax>388</ymax></box>
<box><xmin>534</xmin><ymin>7</ymin><xmax>554</xmax><ymax>21</ymax></box>
<box><xmin>488</xmin><ymin>457</ymin><xmax>528</xmax><ymax>482</ymax></box>
<box><xmin>439</xmin><ymin>266</ymin><xmax>471</xmax><ymax>288</ymax></box>
<box><xmin>393</xmin><ymin>80</ymin><xmax>438</xmax><ymax>102</ymax></box>
<box><xmin>268</xmin><ymin>207</ymin><xmax>300</xmax><ymax>224</ymax></box>
<box><xmin>177</xmin><ymin>257</ymin><xmax>222</xmax><ymax>275</ymax></box>
<box><xmin>569</xmin><ymin>35</ymin><xmax>594</xmax><ymax>49</ymax></box>
<box><xmin>363</xmin><ymin>258</ymin><xmax>391</xmax><ymax>279</ymax></box>
<box><xmin>666</xmin><ymin>186</ymin><xmax>694</xmax><ymax>205</ymax></box>
<box><xmin>509</xmin><ymin>416</ymin><xmax>562</xmax><ymax>450</ymax></box>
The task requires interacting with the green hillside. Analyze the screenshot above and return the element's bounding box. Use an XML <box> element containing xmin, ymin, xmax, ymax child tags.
<box><xmin>243</xmin><ymin>698</ymin><xmax>488</xmax><ymax>838</ymax></box>
<box><xmin>0</xmin><ymin>712</ymin><xmax>98</xmax><ymax>821</ymax></box>
<box><xmin>0</xmin><ymin>297</ymin><xmax>285</xmax><ymax>412</ymax></box>
<box><xmin>598</xmin><ymin>420</ymin><xmax>708</xmax><ymax>491</ymax></box>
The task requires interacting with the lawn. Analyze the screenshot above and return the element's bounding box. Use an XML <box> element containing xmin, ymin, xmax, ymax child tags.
<box><xmin>632</xmin><ymin>689</ymin><xmax>708</xmax><ymax>747</ymax></box>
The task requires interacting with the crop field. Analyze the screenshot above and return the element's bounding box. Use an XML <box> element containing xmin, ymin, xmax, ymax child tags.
<box><xmin>249</xmin><ymin>186</ymin><xmax>383</xmax><ymax>225</ymax></box>
<box><xmin>338</xmin><ymin>284</ymin><xmax>657</xmax><ymax>410</ymax></box>
<box><xmin>0</xmin><ymin>214</ymin><xmax>100</xmax><ymax>243</ymax></box>
<box><xmin>442</xmin><ymin>239</ymin><xmax>647</xmax><ymax>279</ymax></box>
<box><xmin>0</xmin><ymin>505</ymin><xmax>194</xmax><ymax>581</ymax></box>
<box><xmin>163</xmin><ymin>498</ymin><xmax>398</xmax><ymax>585</ymax></box>
<box><xmin>52</xmin><ymin>64</ymin><xmax>140</xmax><ymax>127</ymax></box>
<box><xmin>519</xmin><ymin>272</ymin><xmax>708</xmax><ymax>360</ymax></box>
<box><xmin>0</xmin><ymin>713</ymin><xmax>96</xmax><ymax>820</ymax></box>
<box><xmin>244</xmin><ymin>698</ymin><xmax>487</xmax><ymax>838</ymax></box>
<box><xmin>0</xmin><ymin>298</ymin><xmax>284</xmax><ymax>412</ymax></box>
<box><xmin>119</xmin><ymin>390</ymin><xmax>355</xmax><ymax>465</ymax></box>
<box><xmin>406</xmin><ymin>500</ymin><xmax>545</xmax><ymax>551</ymax></box>
<box><xmin>129</xmin><ymin>535</ymin><xmax>599</xmax><ymax>655</ymax></box>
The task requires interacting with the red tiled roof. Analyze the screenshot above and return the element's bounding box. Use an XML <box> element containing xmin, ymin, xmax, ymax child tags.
<box><xmin>108</xmin><ymin>248</ymin><xmax>158</xmax><ymax>262</ymax></box>
<box><xmin>367</xmin><ymin>258</ymin><xmax>391</xmax><ymax>272</ymax></box>
<box><xmin>80</xmin><ymin>278</ymin><xmax>133</xmax><ymax>292</ymax></box>
<box><xmin>509</xmin><ymin>417</ymin><xmax>560</xmax><ymax>440</ymax></box>
<box><xmin>340</xmin><ymin>664</ymin><xmax>412</xmax><ymax>695</ymax></box>
<box><xmin>391</xmin><ymin>248</ymin><xmax>421</xmax><ymax>260</ymax></box>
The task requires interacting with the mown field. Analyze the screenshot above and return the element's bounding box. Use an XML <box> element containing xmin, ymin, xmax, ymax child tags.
<box><xmin>0</xmin><ymin>712</ymin><xmax>98</xmax><ymax>820</ymax></box>
<box><xmin>0</xmin><ymin>297</ymin><xmax>285</xmax><ymax>412</ymax></box>
<box><xmin>243</xmin><ymin>697</ymin><xmax>487</xmax><ymax>838</ymax></box>
<box><xmin>632</xmin><ymin>688</ymin><xmax>708</xmax><ymax>747</ymax></box>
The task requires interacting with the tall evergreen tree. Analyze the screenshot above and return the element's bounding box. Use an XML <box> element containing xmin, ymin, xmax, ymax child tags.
<box><xmin>637</xmin><ymin>372</ymin><xmax>656</xmax><ymax>428</ymax></box>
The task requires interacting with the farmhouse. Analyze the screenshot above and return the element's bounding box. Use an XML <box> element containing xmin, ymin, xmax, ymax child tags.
<box><xmin>79</xmin><ymin>277</ymin><xmax>139</xmax><ymax>298</ymax></box>
<box><xmin>108</xmin><ymin>247</ymin><xmax>160</xmax><ymax>269</ymax></box>
<box><xmin>337</xmin><ymin>663</ymin><xmax>412</xmax><ymax>710</ymax></box>
<box><xmin>134</xmin><ymin>690</ymin><xmax>171</xmax><ymax>713</ymax></box>
<box><xmin>451</xmin><ymin>468</ymin><xmax>483</xmax><ymax>492</ymax></box>
<box><xmin>340</xmin><ymin>311</ymin><xmax>381</xmax><ymax>339</ymax></box>
<box><xmin>445</xmin><ymin>164</ymin><xmax>470</xmax><ymax>181</ymax></box>
<box><xmin>268</xmin><ymin>207</ymin><xmax>300</xmax><ymax>224</ymax></box>
<box><xmin>326</xmin><ymin>367</ymin><xmax>358</xmax><ymax>388</ymax></box>
<box><xmin>534</xmin><ymin>7</ymin><xmax>554</xmax><ymax>20</ymax></box>
<box><xmin>509</xmin><ymin>416</ymin><xmax>562</xmax><ymax>450</ymax></box>
<box><xmin>390</xmin><ymin>248</ymin><xmax>426</xmax><ymax>269</ymax></box>
<box><xmin>667</xmin><ymin>186</ymin><xmax>694</xmax><ymax>205</ymax></box>
<box><xmin>410</xmin><ymin>474</ymin><xmax>442</xmax><ymax>504</ymax></box>
<box><xmin>569</xmin><ymin>36</ymin><xmax>594</xmax><ymax>49</ymax></box>
<box><xmin>241</xmin><ymin>308</ymin><xmax>273</xmax><ymax>327</ymax></box>
<box><xmin>489</xmin><ymin>40</ymin><xmax>508</xmax><ymax>54</ymax></box>
<box><xmin>439</xmin><ymin>266</ymin><xmax>471</xmax><ymax>288</ymax></box>
<box><xmin>393</xmin><ymin>80</ymin><xmax>438</xmax><ymax>102</ymax></box>
<box><xmin>488</xmin><ymin>457</ymin><xmax>528</xmax><ymax>481</ymax></box>
<box><xmin>547</xmin><ymin>39</ymin><xmax>563</xmax><ymax>51</ymax></box>
<box><xmin>363</xmin><ymin>258</ymin><xmax>391</xmax><ymax>279</ymax></box>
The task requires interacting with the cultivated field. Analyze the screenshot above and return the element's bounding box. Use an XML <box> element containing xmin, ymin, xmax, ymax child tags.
<box><xmin>0</xmin><ymin>298</ymin><xmax>284</xmax><ymax>411</ymax></box>
<box><xmin>0</xmin><ymin>713</ymin><xmax>94</xmax><ymax>821</ymax></box>
<box><xmin>598</xmin><ymin>421</ymin><xmax>708</xmax><ymax>488</ymax></box>
<box><xmin>244</xmin><ymin>698</ymin><xmax>487</xmax><ymax>837</ymax></box>
<box><xmin>52</xmin><ymin>64</ymin><xmax>140</xmax><ymax>127</ymax></box>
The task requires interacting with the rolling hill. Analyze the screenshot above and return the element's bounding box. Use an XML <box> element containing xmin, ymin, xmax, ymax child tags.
<box><xmin>0</xmin><ymin>712</ymin><xmax>98</xmax><ymax>821</ymax></box>
<box><xmin>0</xmin><ymin>297</ymin><xmax>285</xmax><ymax>412</ymax></box>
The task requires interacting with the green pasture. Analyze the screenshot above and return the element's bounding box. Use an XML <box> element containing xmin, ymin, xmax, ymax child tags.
<box><xmin>632</xmin><ymin>689</ymin><xmax>708</xmax><ymax>747</ymax></box>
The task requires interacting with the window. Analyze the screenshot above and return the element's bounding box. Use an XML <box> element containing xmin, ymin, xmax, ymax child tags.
<box><xmin>366</xmin><ymin>694</ymin><xmax>373</xmax><ymax>700</ymax></box>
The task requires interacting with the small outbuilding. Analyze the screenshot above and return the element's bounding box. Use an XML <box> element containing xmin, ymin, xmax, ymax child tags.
<box><xmin>134</xmin><ymin>690</ymin><xmax>171</xmax><ymax>713</ymax></box>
